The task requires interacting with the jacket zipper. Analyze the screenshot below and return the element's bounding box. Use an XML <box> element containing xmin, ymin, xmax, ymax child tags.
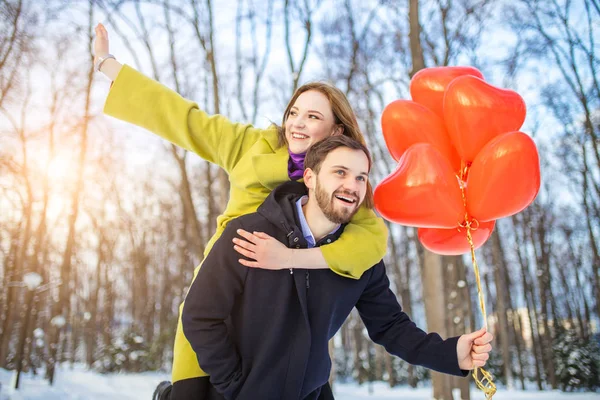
<box><xmin>282</xmin><ymin>221</ymin><xmax>295</xmax><ymax>275</ymax></box>
<box><xmin>280</xmin><ymin>221</ymin><xmax>312</xmax><ymax>287</ymax></box>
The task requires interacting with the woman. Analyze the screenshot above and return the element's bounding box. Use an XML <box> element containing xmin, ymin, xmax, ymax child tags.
<box><xmin>94</xmin><ymin>23</ymin><xmax>387</xmax><ymax>399</ymax></box>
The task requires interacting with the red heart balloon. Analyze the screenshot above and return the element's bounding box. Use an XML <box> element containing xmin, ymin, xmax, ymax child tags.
<box><xmin>381</xmin><ymin>100</ymin><xmax>461</xmax><ymax>172</ymax></box>
<box><xmin>418</xmin><ymin>220</ymin><xmax>495</xmax><ymax>256</ymax></box>
<box><xmin>466</xmin><ymin>131</ymin><xmax>540</xmax><ymax>221</ymax></box>
<box><xmin>410</xmin><ymin>66</ymin><xmax>484</xmax><ymax>120</ymax></box>
<box><xmin>374</xmin><ymin>143</ymin><xmax>465</xmax><ymax>228</ymax></box>
<box><xmin>444</xmin><ymin>75</ymin><xmax>527</xmax><ymax>163</ymax></box>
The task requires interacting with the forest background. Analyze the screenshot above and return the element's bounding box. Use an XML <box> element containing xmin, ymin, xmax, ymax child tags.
<box><xmin>1</xmin><ymin>0</ymin><xmax>599</xmax><ymax>399</ymax></box>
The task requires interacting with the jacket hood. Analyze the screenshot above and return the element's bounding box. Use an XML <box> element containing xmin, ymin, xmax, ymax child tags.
<box><xmin>257</xmin><ymin>181</ymin><xmax>307</xmax><ymax>240</ymax></box>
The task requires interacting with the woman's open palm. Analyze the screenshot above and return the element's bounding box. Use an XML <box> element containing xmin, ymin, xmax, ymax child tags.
<box><xmin>94</xmin><ymin>23</ymin><xmax>109</xmax><ymax>63</ymax></box>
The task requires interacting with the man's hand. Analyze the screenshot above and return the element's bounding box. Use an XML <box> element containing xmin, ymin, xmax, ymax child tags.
<box><xmin>233</xmin><ymin>229</ymin><xmax>292</xmax><ymax>269</ymax></box>
<box><xmin>94</xmin><ymin>23</ymin><xmax>109</xmax><ymax>64</ymax></box>
<box><xmin>456</xmin><ymin>327</ymin><xmax>493</xmax><ymax>370</ymax></box>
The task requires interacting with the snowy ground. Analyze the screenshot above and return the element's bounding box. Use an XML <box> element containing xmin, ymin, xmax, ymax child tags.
<box><xmin>1</xmin><ymin>365</ymin><xmax>599</xmax><ymax>400</ymax></box>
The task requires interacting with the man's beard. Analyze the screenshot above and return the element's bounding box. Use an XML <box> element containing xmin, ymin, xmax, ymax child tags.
<box><xmin>315</xmin><ymin>180</ymin><xmax>359</xmax><ymax>224</ymax></box>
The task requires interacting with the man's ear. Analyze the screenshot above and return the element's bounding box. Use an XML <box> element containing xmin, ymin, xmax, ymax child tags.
<box><xmin>303</xmin><ymin>168</ymin><xmax>316</xmax><ymax>190</ymax></box>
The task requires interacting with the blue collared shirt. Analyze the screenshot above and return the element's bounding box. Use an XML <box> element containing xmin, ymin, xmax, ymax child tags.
<box><xmin>295</xmin><ymin>196</ymin><xmax>340</xmax><ymax>248</ymax></box>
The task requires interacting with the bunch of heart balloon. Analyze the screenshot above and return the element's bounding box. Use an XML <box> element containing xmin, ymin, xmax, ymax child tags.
<box><xmin>374</xmin><ymin>67</ymin><xmax>541</xmax><ymax>400</ymax></box>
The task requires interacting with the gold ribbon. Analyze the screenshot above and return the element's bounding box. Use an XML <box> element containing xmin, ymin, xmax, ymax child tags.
<box><xmin>458</xmin><ymin>162</ymin><xmax>497</xmax><ymax>400</ymax></box>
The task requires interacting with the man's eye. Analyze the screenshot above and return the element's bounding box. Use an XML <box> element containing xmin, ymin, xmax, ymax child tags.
<box><xmin>357</xmin><ymin>176</ymin><xmax>366</xmax><ymax>182</ymax></box>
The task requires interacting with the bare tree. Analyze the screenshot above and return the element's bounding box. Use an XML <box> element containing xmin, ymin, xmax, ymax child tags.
<box><xmin>488</xmin><ymin>229</ymin><xmax>513</xmax><ymax>387</ymax></box>
<box><xmin>0</xmin><ymin>0</ymin><xmax>596</xmax><ymax>393</ymax></box>
<box><xmin>507</xmin><ymin>0</ymin><xmax>600</xmax><ymax>322</ymax></box>
<box><xmin>284</xmin><ymin>0</ymin><xmax>320</xmax><ymax>92</ymax></box>
<box><xmin>0</xmin><ymin>72</ymin><xmax>34</xmax><ymax>368</ymax></box>
<box><xmin>187</xmin><ymin>0</ymin><xmax>230</xmax><ymax>210</ymax></box>
<box><xmin>162</xmin><ymin>0</ymin><xmax>207</xmax><ymax>261</ymax></box>
<box><xmin>46</xmin><ymin>1</ymin><xmax>95</xmax><ymax>384</ymax></box>
<box><xmin>406</xmin><ymin>1</ymin><xmax>494</xmax><ymax>397</ymax></box>
<box><xmin>511</xmin><ymin>212</ymin><xmax>544</xmax><ymax>389</ymax></box>
<box><xmin>313</xmin><ymin>1</ymin><xmax>497</xmax><ymax>395</ymax></box>
<box><xmin>234</xmin><ymin>0</ymin><xmax>274</xmax><ymax>124</ymax></box>
<box><xmin>0</xmin><ymin>0</ymin><xmax>36</xmax><ymax>110</ymax></box>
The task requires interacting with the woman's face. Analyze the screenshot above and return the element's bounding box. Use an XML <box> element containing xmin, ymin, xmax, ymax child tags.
<box><xmin>285</xmin><ymin>90</ymin><xmax>340</xmax><ymax>154</ymax></box>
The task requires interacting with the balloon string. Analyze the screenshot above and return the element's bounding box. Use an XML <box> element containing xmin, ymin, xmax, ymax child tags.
<box><xmin>458</xmin><ymin>164</ymin><xmax>497</xmax><ymax>400</ymax></box>
<box><xmin>465</xmin><ymin>227</ymin><xmax>487</xmax><ymax>331</ymax></box>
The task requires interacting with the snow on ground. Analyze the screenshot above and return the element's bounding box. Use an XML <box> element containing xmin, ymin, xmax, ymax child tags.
<box><xmin>1</xmin><ymin>365</ymin><xmax>599</xmax><ymax>400</ymax></box>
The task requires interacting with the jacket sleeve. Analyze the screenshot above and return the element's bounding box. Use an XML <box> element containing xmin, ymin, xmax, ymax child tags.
<box><xmin>103</xmin><ymin>64</ymin><xmax>263</xmax><ymax>173</ymax></box>
<box><xmin>356</xmin><ymin>261</ymin><xmax>468</xmax><ymax>377</ymax></box>
<box><xmin>320</xmin><ymin>206</ymin><xmax>388</xmax><ymax>279</ymax></box>
<box><xmin>182</xmin><ymin>220</ymin><xmax>249</xmax><ymax>399</ymax></box>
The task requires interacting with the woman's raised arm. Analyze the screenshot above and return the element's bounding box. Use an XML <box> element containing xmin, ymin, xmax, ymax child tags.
<box><xmin>94</xmin><ymin>23</ymin><xmax>122</xmax><ymax>81</ymax></box>
<box><xmin>92</xmin><ymin>23</ymin><xmax>264</xmax><ymax>173</ymax></box>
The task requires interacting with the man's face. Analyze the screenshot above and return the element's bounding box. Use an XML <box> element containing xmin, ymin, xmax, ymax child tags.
<box><xmin>308</xmin><ymin>147</ymin><xmax>369</xmax><ymax>224</ymax></box>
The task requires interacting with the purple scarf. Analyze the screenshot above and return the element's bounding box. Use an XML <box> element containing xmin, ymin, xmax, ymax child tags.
<box><xmin>288</xmin><ymin>149</ymin><xmax>306</xmax><ymax>181</ymax></box>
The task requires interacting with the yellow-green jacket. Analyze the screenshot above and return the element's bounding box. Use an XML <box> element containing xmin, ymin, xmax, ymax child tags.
<box><xmin>103</xmin><ymin>65</ymin><xmax>388</xmax><ymax>382</ymax></box>
<box><xmin>104</xmin><ymin>65</ymin><xmax>388</xmax><ymax>278</ymax></box>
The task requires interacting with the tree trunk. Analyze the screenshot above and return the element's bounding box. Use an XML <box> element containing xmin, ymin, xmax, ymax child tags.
<box><xmin>408</xmin><ymin>0</ymin><xmax>425</xmax><ymax>76</ymax></box>
<box><xmin>47</xmin><ymin>2</ymin><xmax>95</xmax><ymax>383</ymax></box>
<box><xmin>511</xmin><ymin>308</ymin><xmax>526</xmax><ymax>390</ymax></box>
<box><xmin>102</xmin><ymin>249</ymin><xmax>115</xmax><ymax>352</ymax></box>
<box><xmin>512</xmin><ymin>214</ymin><xmax>543</xmax><ymax>389</ymax></box>
<box><xmin>497</xmin><ymin>226</ymin><xmax>526</xmax><ymax>390</ymax></box>
<box><xmin>446</xmin><ymin>255</ymin><xmax>471</xmax><ymax>400</ymax></box>
<box><xmin>389</xmin><ymin>226</ymin><xmax>417</xmax><ymax>387</ymax></box>
<box><xmin>352</xmin><ymin>314</ymin><xmax>368</xmax><ymax>384</ymax></box>
<box><xmin>163</xmin><ymin>4</ymin><xmax>207</xmax><ymax>262</ymax></box>
<box><xmin>284</xmin><ymin>0</ymin><xmax>314</xmax><ymax>93</ymax></box>
<box><xmin>581</xmin><ymin>155</ymin><xmax>600</xmax><ymax>319</ymax></box>
<box><xmin>14</xmin><ymin>288</ymin><xmax>34</xmax><ymax>389</ymax></box>
<box><xmin>189</xmin><ymin>0</ymin><xmax>230</xmax><ymax>211</ymax></box>
<box><xmin>384</xmin><ymin>351</ymin><xmax>396</xmax><ymax>387</ymax></box>
<box><xmin>490</xmin><ymin>230</ymin><xmax>513</xmax><ymax>387</ymax></box>
<box><xmin>407</xmin><ymin>0</ymin><xmax>452</xmax><ymax>396</ymax></box>
<box><xmin>0</xmin><ymin>240</ymin><xmax>18</xmax><ymax>366</ymax></box>
<box><xmin>421</xmin><ymin>251</ymin><xmax>453</xmax><ymax>399</ymax></box>
<box><xmin>569</xmin><ymin>235</ymin><xmax>591</xmax><ymax>339</ymax></box>
<box><xmin>1</xmin><ymin>94</ymin><xmax>35</xmax><ymax>367</ymax></box>
<box><xmin>328</xmin><ymin>338</ymin><xmax>335</xmax><ymax>389</ymax></box>
<box><xmin>85</xmin><ymin>250</ymin><xmax>101</xmax><ymax>367</ymax></box>
<box><xmin>529</xmin><ymin>207</ymin><xmax>557</xmax><ymax>389</ymax></box>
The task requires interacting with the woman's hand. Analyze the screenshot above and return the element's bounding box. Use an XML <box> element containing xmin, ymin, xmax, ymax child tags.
<box><xmin>456</xmin><ymin>327</ymin><xmax>493</xmax><ymax>370</ymax></box>
<box><xmin>94</xmin><ymin>23</ymin><xmax>109</xmax><ymax>64</ymax></box>
<box><xmin>233</xmin><ymin>229</ymin><xmax>292</xmax><ymax>270</ymax></box>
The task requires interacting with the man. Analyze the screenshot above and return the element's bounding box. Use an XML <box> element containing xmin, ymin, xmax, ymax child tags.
<box><xmin>179</xmin><ymin>136</ymin><xmax>492</xmax><ymax>400</ymax></box>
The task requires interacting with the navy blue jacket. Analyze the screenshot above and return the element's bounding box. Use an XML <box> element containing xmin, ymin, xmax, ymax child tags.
<box><xmin>182</xmin><ymin>181</ymin><xmax>466</xmax><ymax>400</ymax></box>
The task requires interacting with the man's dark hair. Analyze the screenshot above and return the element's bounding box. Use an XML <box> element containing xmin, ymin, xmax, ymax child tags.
<box><xmin>304</xmin><ymin>135</ymin><xmax>374</xmax><ymax>209</ymax></box>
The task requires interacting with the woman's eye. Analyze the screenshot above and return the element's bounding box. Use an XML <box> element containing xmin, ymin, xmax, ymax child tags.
<box><xmin>309</xmin><ymin>114</ymin><xmax>319</xmax><ymax>119</ymax></box>
<box><xmin>336</xmin><ymin>170</ymin><xmax>345</xmax><ymax>176</ymax></box>
<box><xmin>289</xmin><ymin>111</ymin><xmax>297</xmax><ymax>116</ymax></box>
